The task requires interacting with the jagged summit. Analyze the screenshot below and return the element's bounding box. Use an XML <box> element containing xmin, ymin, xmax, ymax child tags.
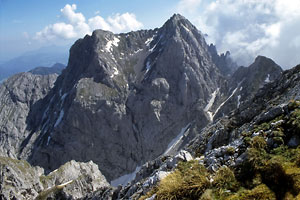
<box><xmin>23</xmin><ymin>14</ymin><xmax>225</xmax><ymax>181</ymax></box>
<box><xmin>164</xmin><ymin>13</ymin><xmax>193</xmax><ymax>27</ymax></box>
<box><xmin>0</xmin><ymin>14</ymin><xmax>238</xmax><ymax>184</ymax></box>
<box><xmin>252</xmin><ymin>55</ymin><xmax>282</xmax><ymax>71</ymax></box>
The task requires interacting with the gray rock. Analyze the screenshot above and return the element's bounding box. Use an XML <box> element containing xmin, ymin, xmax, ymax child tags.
<box><xmin>0</xmin><ymin>72</ymin><xmax>58</xmax><ymax>159</ymax></box>
<box><xmin>256</xmin><ymin>106</ymin><xmax>285</xmax><ymax>124</ymax></box>
<box><xmin>287</xmin><ymin>135</ymin><xmax>300</xmax><ymax>147</ymax></box>
<box><xmin>0</xmin><ymin>157</ymin><xmax>109</xmax><ymax>200</ymax></box>
<box><xmin>0</xmin><ymin>156</ymin><xmax>43</xmax><ymax>199</ymax></box>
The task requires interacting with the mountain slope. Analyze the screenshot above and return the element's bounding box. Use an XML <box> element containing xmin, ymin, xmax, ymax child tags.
<box><xmin>24</xmin><ymin>14</ymin><xmax>227</xmax><ymax>181</ymax></box>
<box><xmin>99</xmin><ymin>64</ymin><xmax>300</xmax><ymax>200</ymax></box>
<box><xmin>204</xmin><ymin>55</ymin><xmax>282</xmax><ymax>121</ymax></box>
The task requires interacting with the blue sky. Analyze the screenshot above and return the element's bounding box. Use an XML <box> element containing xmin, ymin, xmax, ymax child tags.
<box><xmin>0</xmin><ymin>0</ymin><xmax>177</xmax><ymax>60</ymax></box>
<box><xmin>1</xmin><ymin>0</ymin><xmax>300</xmax><ymax>68</ymax></box>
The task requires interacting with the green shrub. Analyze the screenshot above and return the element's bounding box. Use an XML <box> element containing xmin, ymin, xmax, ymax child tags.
<box><xmin>288</xmin><ymin>100</ymin><xmax>300</xmax><ymax>110</ymax></box>
<box><xmin>228</xmin><ymin>184</ymin><xmax>276</xmax><ymax>200</ymax></box>
<box><xmin>251</xmin><ymin>136</ymin><xmax>267</xmax><ymax>149</ymax></box>
<box><xmin>226</xmin><ymin>147</ymin><xmax>235</xmax><ymax>155</ymax></box>
<box><xmin>288</xmin><ymin>109</ymin><xmax>300</xmax><ymax>132</ymax></box>
<box><xmin>213</xmin><ymin>166</ymin><xmax>239</xmax><ymax>191</ymax></box>
<box><xmin>154</xmin><ymin>161</ymin><xmax>210</xmax><ymax>200</ymax></box>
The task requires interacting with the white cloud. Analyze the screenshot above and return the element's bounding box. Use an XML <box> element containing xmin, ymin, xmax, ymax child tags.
<box><xmin>88</xmin><ymin>16</ymin><xmax>111</xmax><ymax>31</ymax></box>
<box><xmin>107</xmin><ymin>13</ymin><xmax>144</xmax><ymax>33</ymax></box>
<box><xmin>177</xmin><ymin>0</ymin><xmax>300</xmax><ymax>68</ymax></box>
<box><xmin>35</xmin><ymin>4</ymin><xmax>143</xmax><ymax>42</ymax></box>
<box><xmin>60</xmin><ymin>4</ymin><xmax>85</xmax><ymax>25</ymax></box>
<box><xmin>177</xmin><ymin>0</ymin><xmax>202</xmax><ymax>14</ymax></box>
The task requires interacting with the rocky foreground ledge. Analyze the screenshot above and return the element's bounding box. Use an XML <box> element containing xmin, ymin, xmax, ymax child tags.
<box><xmin>0</xmin><ymin>158</ymin><xmax>109</xmax><ymax>199</ymax></box>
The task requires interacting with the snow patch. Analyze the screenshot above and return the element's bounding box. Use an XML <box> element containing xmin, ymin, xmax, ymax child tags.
<box><xmin>237</xmin><ymin>95</ymin><xmax>241</xmax><ymax>108</ymax></box>
<box><xmin>213</xmin><ymin>87</ymin><xmax>239</xmax><ymax>118</ymax></box>
<box><xmin>110</xmin><ymin>67</ymin><xmax>119</xmax><ymax>78</ymax></box>
<box><xmin>145</xmin><ymin>60</ymin><xmax>152</xmax><ymax>73</ymax></box>
<box><xmin>204</xmin><ymin>89</ymin><xmax>219</xmax><ymax>121</ymax></box>
<box><xmin>164</xmin><ymin>123</ymin><xmax>191</xmax><ymax>155</ymax></box>
<box><xmin>182</xmin><ymin>24</ymin><xmax>191</xmax><ymax>33</ymax></box>
<box><xmin>54</xmin><ymin>110</ymin><xmax>64</xmax><ymax>128</ymax></box>
<box><xmin>265</xmin><ymin>74</ymin><xmax>270</xmax><ymax>83</ymax></box>
<box><xmin>111</xmin><ymin>166</ymin><xmax>141</xmax><ymax>186</ymax></box>
<box><xmin>105</xmin><ymin>37</ymin><xmax>120</xmax><ymax>52</ymax></box>
<box><xmin>149</xmin><ymin>35</ymin><xmax>163</xmax><ymax>52</ymax></box>
<box><xmin>145</xmin><ymin>36</ymin><xmax>155</xmax><ymax>46</ymax></box>
<box><xmin>134</xmin><ymin>49</ymin><xmax>143</xmax><ymax>54</ymax></box>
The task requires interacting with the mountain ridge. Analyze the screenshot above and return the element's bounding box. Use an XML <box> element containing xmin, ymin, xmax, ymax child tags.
<box><xmin>0</xmin><ymin>14</ymin><xmax>297</xmax><ymax>200</ymax></box>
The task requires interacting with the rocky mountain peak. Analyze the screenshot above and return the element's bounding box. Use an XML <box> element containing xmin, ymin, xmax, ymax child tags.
<box><xmin>22</xmin><ymin>14</ymin><xmax>226</xmax><ymax>181</ymax></box>
<box><xmin>162</xmin><ymin>13</ymin><xmax>204</xmax><ymax>39</ymax></box>
<box><xmin>252</xmin><ymin>55</ymin><xmax>282</xmax><ymax>71</ymax></box>
<box><xmin>0</xmin><ymin>14</ymin><xmax>262</xmax><ymax>187</ymax></box>
<box><xmin>164</xmin><ymin>13</ymin><xmax>192</xmax><ymax>29</ymax></box>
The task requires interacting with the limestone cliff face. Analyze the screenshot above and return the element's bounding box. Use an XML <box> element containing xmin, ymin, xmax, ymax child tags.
<box><xmin>25</xmin><ymin>14</ymin><xmax>226</xmax><ymax>181</ymax></box>
<box><xmin>0</xmin><ymin>72</ymin><xmax>58</xmax><ymax>159</ymax></box>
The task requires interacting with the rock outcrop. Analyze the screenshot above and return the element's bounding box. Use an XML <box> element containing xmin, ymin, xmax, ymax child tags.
<box><xmin>0</xmin><ymin>157</ymin><xmax>108</xmax><ymax>199</ymax></box>
<box><xmin>0</xmin><ymin>72</ymin><xmax>58</xmax><ymax>158</ymax></box>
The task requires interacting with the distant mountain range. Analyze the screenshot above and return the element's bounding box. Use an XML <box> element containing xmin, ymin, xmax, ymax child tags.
<box><xmin>29</xmin><ymin>63</ymin><xmax>65</xmax><ymax>75</ymax></box>
<box><xmin>0</xmin><ymin>45</ymin><xmax>68</xmax><ymax>81</ymax></box>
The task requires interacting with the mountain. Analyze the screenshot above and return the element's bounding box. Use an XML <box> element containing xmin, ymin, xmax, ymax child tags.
<box><xmin>29</xmin><ymin>63</ymin><xmax>65</xmax><ymax>75</ymax></box>
<box><xmin>0</xmin><ymin>13</ymin><xmax>298</xmax><ymax>199</ymax></box>
<box><xmin>0</xmin><ymin>46</ymin><xmax>68</xmax><ymax>81</ymax></box>
<box><xmin>24</xmin><ymin>14</ymin><xmax>228</xmax><ymax>181</ymax></box>
<box><xmin>211</xmin><ymin>55</ymin><xmax>283</xmax><ymax>120</ymax></box>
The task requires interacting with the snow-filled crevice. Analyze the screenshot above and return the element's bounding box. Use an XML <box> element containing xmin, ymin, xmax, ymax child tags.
<box><xmin>145</xmin><ymin>36</ymin><xmax>155</xmax><ymax>46</ymax></box>
<box><xmin>204</xmin><ymin>88</ymin><xmax>219</xmax><ymax>121</ymax></box>
<box><xmin>212</xmin><ymin>87</ymin><xmax>239</xmax><ymax>119</ymax></box>
<box><xmin>164</xmin><ymin>123</ymin><xmax>191</xmax><ymax>155</ymax></box>
<box><xmin>111</xmin><ymin>166</ymin><xmax>141</xmax><ymax>186</ymax></box>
